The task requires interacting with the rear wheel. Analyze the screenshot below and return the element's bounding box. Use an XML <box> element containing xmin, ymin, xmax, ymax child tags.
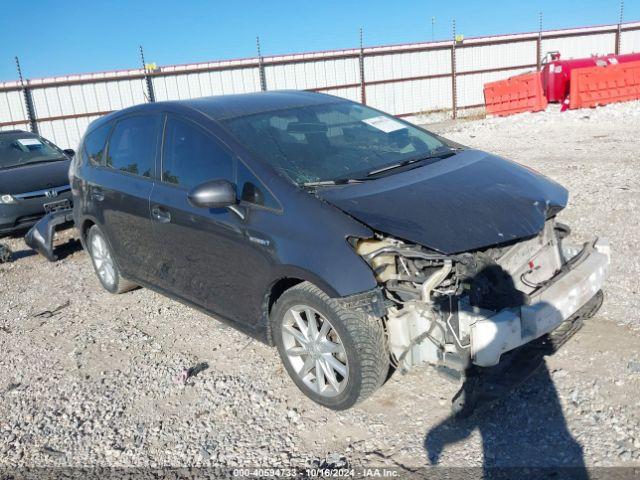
<box><xmin>86</xmin><ymin>225</ymin><xmax>137</xmax><ymax>294</ymax></box>
<box><xmin>271</xmin><ymin>281</ymin><xmax>388</xmax><ymax>410</ymax></box>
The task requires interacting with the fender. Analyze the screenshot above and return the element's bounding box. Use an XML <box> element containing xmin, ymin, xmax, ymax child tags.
<box><xmin>266</xmin><ymin>264</ymin><xmax>344</xmax><ymax>299</ymax></box>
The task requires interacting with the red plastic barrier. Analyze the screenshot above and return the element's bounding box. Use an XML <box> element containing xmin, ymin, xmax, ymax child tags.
<box><xmin>569</xmin><ymin>60</ymin><xmax>640</xmax><ymax>109</ymax></box>
<box><xmin>541</xmin><ymin>52</ymin><xmax>640</xmax><ymax>104</ymax></box>
<box><xmin>483</xmin><ymin>72</ymin><xmax>548</xmax><ymax>116</ymax></box>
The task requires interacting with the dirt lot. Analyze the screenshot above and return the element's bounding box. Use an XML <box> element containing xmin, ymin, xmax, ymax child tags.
<box><xmin>1</xmin><ymin>101</ymin><xmax>639</xmax><ymax>473</ymax></box>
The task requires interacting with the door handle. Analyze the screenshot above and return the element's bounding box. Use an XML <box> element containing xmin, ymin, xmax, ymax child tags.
<box><xmin>151</xmin><ymin>205</ymin><xmax>171</xmax><ymax>224</ymax></box>
<box><xmin>91</xmin><ymin>187</ymin><xmax>105</xmax><ymax>202</ymax></box>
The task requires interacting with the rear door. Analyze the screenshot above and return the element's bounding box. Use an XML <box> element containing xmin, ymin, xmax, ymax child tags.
<box><xmin>149</xmin><ymin>114</ymin><xmax>273</xmax><ymax>325</ymax></box>
<box><xmin>94</xmin><ymin>114</ymin><xmax>161</xmax><ymax>283</ymax></box>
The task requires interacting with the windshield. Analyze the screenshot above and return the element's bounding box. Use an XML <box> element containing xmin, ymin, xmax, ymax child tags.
<box><xmin>222</xmin><ymin>102</ymin><xmax>450</xmax><ymax>185</ymax></box>
<box><xmin>0</xmin><ymin>134</ymin><xmax>67</xmax><ymax>169</ymax></box>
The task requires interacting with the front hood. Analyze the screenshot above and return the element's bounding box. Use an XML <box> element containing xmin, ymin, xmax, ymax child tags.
<box><xmin>0</xmin><ymin>159</ymin><xmax>71</xmax><ymax>194</ymax></box>
<box><xmin>317</xmin><ymin>149</ymin><xmax>568</xmax><ymax>254</ymax></box>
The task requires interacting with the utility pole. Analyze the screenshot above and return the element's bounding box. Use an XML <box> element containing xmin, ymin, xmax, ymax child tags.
<box><xmin>537</xmin><ymin>12</ymin><xmax>543</xmax><ymax>70</ymax></box>
<box><xmin>139</xmin><ymin>45</ymin><xmax>156</xmax><ymax>103</ymax></box>
<box><xmin>15</xmin><ymin>57</ymin><xmax>38</xmax><ymax>134</ymax></box>
<box><xmin>450</xmin><ymin>19</ymin><xmax>458</xmax><ymax>119</ymax></box>
<box><xmin>619</xmin><ymin>0</ymin><xmax>625</xmax><ymax>24</ymax></box>
<box><xmin>256</xmin><ymin>36</ymin><xmax>267</xmax><ymax>91</ymax></box>
<box><xmin>616</xmin><ymin>0</ymin><xmax>624</xmax><ymax>54</ymax></box>
<box><xmin>359</xmin><ymin>27</ymin><xmax>366</xmax><ymax>105</ymax></box>
<box><xmin>431</xmin><ymin>17</ymin><xmax>436</xmax><ymax>42</ymax></box>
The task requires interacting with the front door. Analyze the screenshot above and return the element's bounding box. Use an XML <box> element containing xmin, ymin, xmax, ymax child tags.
<box><xmin>149</xmin><ymin>115</ymin><xmax>255</xmax><ymax>323</ymax></box>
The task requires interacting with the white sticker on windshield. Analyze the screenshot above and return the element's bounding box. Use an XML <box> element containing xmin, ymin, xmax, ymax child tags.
<box><xmin>362</xmin><ymin>115</ymin><xmax>407</xmax><ymax>133</ymax></box>
<box><xmin>16</xmin><ymin>138</ymin><xmax>42</xmax><ymax>147</ymax></box>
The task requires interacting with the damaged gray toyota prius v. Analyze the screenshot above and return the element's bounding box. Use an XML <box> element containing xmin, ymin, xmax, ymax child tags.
<box><xmin>27</xmin><ymin>90</ymin><xmax>609</xmax><ymax>411</ymax></box>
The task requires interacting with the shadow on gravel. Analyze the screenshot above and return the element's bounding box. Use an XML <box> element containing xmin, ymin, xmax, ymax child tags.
<box><xmin>425</xmin><ymin>361</ymin><xmax>587</xmax><ymax>478</ymax></box>
<box><xmin>1</xmin><ymin>226</ymin><xmax>82</xmax><ymax>263</ymax></box>
<box><xmin>3</xmin><ymin>238</ymin><xmax>82</xmax><ymax>262</ymax></box>
<box><xmin>424</xmin><ymin>264</ymin><xmax>593</xmax><ymax>479</ymax></box>
<box><xmin>45</xmin><ymin>238</ymin><xmax>83</xmax><ymax>261</ymax></box>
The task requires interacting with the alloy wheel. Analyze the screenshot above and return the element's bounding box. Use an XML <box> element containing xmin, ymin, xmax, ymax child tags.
<box><xmin>90</xmin><ymin>233</ymin><xmax>116</xmax><ymax>288</ymax></box>
<box><xmin>281</xmin><ymin>305</ymin><xmax>349</xmax><ymax>397</ymax></box>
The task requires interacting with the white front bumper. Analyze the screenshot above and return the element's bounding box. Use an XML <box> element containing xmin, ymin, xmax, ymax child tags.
<box><xmin>470</xmin><ymin>238</ymin><xmax>610</xmax><ymax>367</ymax></box>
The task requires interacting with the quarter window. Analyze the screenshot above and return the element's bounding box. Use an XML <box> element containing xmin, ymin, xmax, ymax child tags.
<box><xmin>82</xmin><ymin>123</ymin><xmax>111</xmax><ymax>166</ymax></box>
<box><xmin>237</xmin><ymin>161</ymin><xmax>279</xmax><ymax>210</ymax></box>
<box><xmin>162</xmin><ymin>116</ymin><xmax>233</xmax><ymax>189</ymax></box>
<box><xmin>105</xmin><ymin>115</ymin><xmax>160</xmax><ymax>178</ymax></box>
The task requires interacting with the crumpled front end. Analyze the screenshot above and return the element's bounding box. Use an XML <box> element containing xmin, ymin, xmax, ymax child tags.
<box><xmin>354</xmin><ymin>219</ymin><xmax>609</xmax><ymax>375</ymax></box>
<box><xmin>466</xmin><ymin>236</ymin><xmax>609</xmax><ymax>367</ymax></box>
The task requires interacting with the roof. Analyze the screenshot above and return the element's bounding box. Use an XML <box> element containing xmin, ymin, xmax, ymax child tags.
<box><xmin>0</xmin><ymin>130</ymin><xmax>37</xmax><ymax>140</ymax></box>
<box><xmin>180</xmin><ymin>90</ymin><xmax>344</xmax><ymax>121</ymax></box>
<box><xmin>87</xmin><ymin>90</ymin><xmax>347</xmax><ymax>134</ymax></box>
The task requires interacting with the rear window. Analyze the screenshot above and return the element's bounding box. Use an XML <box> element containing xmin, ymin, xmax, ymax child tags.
<box><xmin>105</xmin><ymin>115</ymin><xmax>160</xmax><ymax>178</ymax></box>
<box><xmin>82</xmin><ymin>123</ymin><xmax>112</xmax><ymax>166</ymax></box>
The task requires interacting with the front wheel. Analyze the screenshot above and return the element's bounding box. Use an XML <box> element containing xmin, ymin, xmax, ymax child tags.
<box><xmin>271</xmin><ymin>282</ymin><xmax>388</xmax><ymax>410</ymax></box>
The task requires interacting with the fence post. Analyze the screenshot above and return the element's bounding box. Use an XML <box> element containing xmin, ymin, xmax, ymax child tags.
<box><xmin>140</xmin><ymin>46</ymin><xmax>156</xmax><ymax>103</ymax></box>
<box><xmin>537</xmin><ymin>12</ymin><xmax>543</xmax><ymax>71</ymax></box>
<box><xmin>450</xmin><ymin>20</ymin><xmax>458</xmax><ymax>120</ymax></box>
<box><xmin>256</xmin><ymin>37</ymin><xmax>267</xmax><ymax>91</ymax></box>
<box><xmin>615</xmin><ymin>0</ymin><xmax>624</xmax><ymax>55</ymax></box>
<box><xmin>359</xmin><ymin>28</ymin><xmax>367</xmax><ymax>105</ymax></box>
<box><xmin>15</xmin><ymin>57</ymin><xmax>38</xmax><ymax>134</ymax></box>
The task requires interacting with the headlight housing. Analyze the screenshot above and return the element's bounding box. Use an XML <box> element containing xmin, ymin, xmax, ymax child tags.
<box><xmin>0</xmin><ymin>194</ymin><xmax>16</xmax><ymax>204</ymax></box>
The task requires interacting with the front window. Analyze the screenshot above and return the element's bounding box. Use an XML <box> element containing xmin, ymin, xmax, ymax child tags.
<box><xmin>0</xmin><ymin>134</ymin><xmax>67</xmax><ymax>169</ymax></box>
<box><xmin>161</xmin><ymin>116</ymin><xmax>234</xmax><ymax>189</ymax></box>
<box><xmin>222</xmin><ymin>102</ymin><xmax>450</xmax><ymax>185</ymax></box>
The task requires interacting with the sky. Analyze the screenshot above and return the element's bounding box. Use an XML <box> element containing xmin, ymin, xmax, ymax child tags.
<box><xmin>1</xmin><ymin>0</ymin><xmax>637</xmax><ymax>82</ymax></box>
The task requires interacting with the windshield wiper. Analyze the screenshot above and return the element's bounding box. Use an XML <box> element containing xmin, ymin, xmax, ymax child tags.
<box><xmin>1</xmin><ymin>158</ymin><xmax>66</xmax><ymax>169</ymax></box>
<box><xmin>302</xmin><ymin>178</ymin><xmax>365</xmax><ymax>188</ymax></box>
<box><xmin>366</xmin><ymin>150</ymin><xmax>456</xmax><ymax>178</ymax></box>
<box><xmin>302</xmin><ymin>148</ymin><xmax>458</xmax><ymax>187</ymax></box>
<box><xmin>367</xmin><ymin>158</ymin><xmax>422</xmax><ymax>176</ymax></box>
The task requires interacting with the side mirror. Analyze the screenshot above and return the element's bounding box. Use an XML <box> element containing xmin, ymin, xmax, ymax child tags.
<box><xmin>63</xmin><ymin>148</ymin><xmax>75</xmax><ymax>157</ymax></box>
<box><xmin>187</xmin><ymin>179</ymin><xmax>237</xmax><ymax>209</ymax></box>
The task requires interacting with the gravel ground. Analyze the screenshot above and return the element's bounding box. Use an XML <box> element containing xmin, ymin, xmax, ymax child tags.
<box><xmin>1</xmin><ymin>101</ymin><xmax>639</xmax><ymax>474</ymax></box>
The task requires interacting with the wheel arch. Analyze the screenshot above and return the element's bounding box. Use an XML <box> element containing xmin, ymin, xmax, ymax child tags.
<box><xmin>260</xmin><ymin>267</ymin><xmax>345</xmax><ymax>345</ymax></box>
<box><xmin>78</xmin><ymin>217</ymin><xmax>96</xmax><ymax>247</ymax></box>
<box><xmin>80</xmin><ymin>219</ymin><xmax>126</xmax><ymax>277</ymax></box>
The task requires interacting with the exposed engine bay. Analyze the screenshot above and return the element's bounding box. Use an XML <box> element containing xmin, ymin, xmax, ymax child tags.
<box><xmin>355</xmin><ymin>219</ymin><xmax>610</xmax><ymax>376</ymax></box>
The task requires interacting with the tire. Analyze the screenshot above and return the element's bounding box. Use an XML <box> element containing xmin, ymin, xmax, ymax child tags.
<box><xmin>271</xmin><ymin>281</ymin><xmax>388</xmax><ymax>410</ymax></box>
<box><xmin>86</xmin><ymin>225</ymin><xmax>137</xmax><ymax>294</ymax></box>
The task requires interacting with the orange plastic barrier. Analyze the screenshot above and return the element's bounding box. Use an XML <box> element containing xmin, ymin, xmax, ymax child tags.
<box><xmin>483</xmin><ymin>72</ymin><xmax>548</xmax><ymax>116</ymax></box>
<box><xmin>569</xmin><ymin>60</ymin><xmax>640</xmax><ymax>109</ymax></box>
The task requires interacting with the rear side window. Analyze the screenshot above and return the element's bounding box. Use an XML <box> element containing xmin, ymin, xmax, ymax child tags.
<box><xmin>83</xmin><ymin>123</ymin><xmax>111</xmax><ymax>166</ymax></box>
<box><xmin>105</xmin><ymin>115</ymin><xmax>160</xmax><ymax>178</ymax></box>
<box><xmin>161</xmin><ymin>116</ymin><xmax>233</xmax><ymax>189</ymax></box>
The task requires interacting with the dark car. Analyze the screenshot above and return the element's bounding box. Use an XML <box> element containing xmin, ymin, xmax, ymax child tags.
<box><xmin>0</xmin><ymin>130</ymin><xmax>74</xmax><ymax>236</ymax></box>
<box><xmin>27</xmin><ymin>91</ymin><xmax>609</xmax><ymax>410</ymax></box>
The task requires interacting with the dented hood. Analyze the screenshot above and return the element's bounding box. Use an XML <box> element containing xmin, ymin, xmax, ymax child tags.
<box><xmin>317</xmin><ymin>149</ymin><xmax>568</xmax><ymax>254</ymax></box>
